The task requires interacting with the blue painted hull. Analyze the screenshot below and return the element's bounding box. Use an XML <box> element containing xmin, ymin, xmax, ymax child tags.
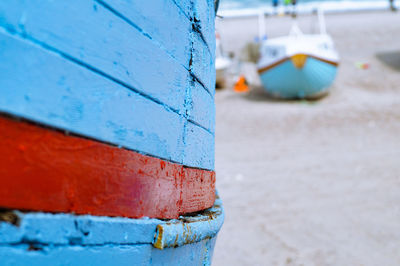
<box><xmin>0</xmin><ymin>239</ymin><xmax>216</xmax><ymax>266</ymax></box>
<box><xmin>259</xmin><ymin>57</ymin><xmax>338</xmax><ymax>99</ymax></box>
<box><xmin>0</xmin><ymin>0</ymin><xmax>216</xmax><ymax>170</ymax></box>
<box><xmin>0</xmin><ymin>197</ymin><xmax>224</xmax><ymax>265</ymax></box>
<box><xmin>0</xmin><ymin>1</ymin><xmax>222</xmax><ymax>264</ymax></box>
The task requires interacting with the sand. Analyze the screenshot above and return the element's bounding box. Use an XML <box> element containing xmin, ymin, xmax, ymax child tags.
<box><xmin>212</xmin><ymin>10</ymin><xmax>400</xmax><ymax>266</ymax></box>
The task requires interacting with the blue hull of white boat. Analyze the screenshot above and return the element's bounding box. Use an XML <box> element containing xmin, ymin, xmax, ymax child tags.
<box><xmin>259</xmin><ymin>57</ymin><xmax>338</xmax><ymax>99</ymax></box>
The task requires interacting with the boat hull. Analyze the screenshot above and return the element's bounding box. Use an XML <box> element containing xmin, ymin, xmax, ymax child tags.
<box><xmin>0</xmin><ymin>0</ymin><xmax>221</xmax><ymax>264</ymax></box>
<box><xmin>259</xmin><ymin>56</ymin><xmax>338</xmax><ymax>99</ymax></box>
<box><xmin>0</xmin><ymin>196</ymin><xmax>224</xmax><ymax>266</ymax></box>
<box><xmin>0</xmin><ymin>238</ymin><xmax>217</xmax><ymax>266</ymax></box>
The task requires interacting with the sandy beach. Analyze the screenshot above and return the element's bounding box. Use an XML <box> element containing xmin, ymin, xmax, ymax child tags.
<box><xmin>212</xmin><ymin>10</ymin><xmax>400</xmax><ymax>266</ymax></box>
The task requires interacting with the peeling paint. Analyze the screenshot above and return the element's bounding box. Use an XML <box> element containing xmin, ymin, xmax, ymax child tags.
<box><xmin>0</xmin><ymin>115</ymin><xmax>215</xmax><ymax>219</ymax></box>
<box><xmin>153</xmin><ymin>196</ymin><xmax>223</xmax><ymax>249</ymax></box>
<box><xmin>0</xmin><ymin>0</ymin><xmax>221</xmax><ymax>263</ymax></box>
<box><xmin>0</xmin><ymin>195</ymin><xmax>223</xmax><ymax>250</ymax></box>
<box><xmin>0</xmin><ymin>0</ymin><xmax>216</xmax><ymax>170</ymax></box>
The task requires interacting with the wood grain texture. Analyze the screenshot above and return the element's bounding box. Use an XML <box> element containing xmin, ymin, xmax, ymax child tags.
<box><xmin>172</xmin><ymin>0</ymin><xmax>193</xmax><ymax>19</ymax></box>
<box><xmin>99</xmin><ymin>0</ymin><xmax>192</xmax><ymax>67</ymax></box>
<box><xmin>188</xmin><ymin>81</ymin><xmax>215</xmax><ymax>133</ymax></box>
<box><xmin>94</xmin><ymin>0</ymin><xmax>215</xmax><ymax>96</ymax></box>
<box><xmin>0</xmin><ymin>29</ymin><xmax>188</xmax><ymax>166</ymax></box>
<box><xmin>0</xmin><ymin>1</ymin><xmax>220</xmax><ymax>263</ymax></box>
<box><xmin>0</xmin><ymin>237</ymin><xmax>217</xmax><ymax>266</ymax></box>
<box><xmin>183</xmin><ymin>122</ymin><xmax>215</xmax><ymax>170</ymax></box>
<box><xmin>0</xmin><ymin>0</ymin><xmax>190</xmax><ymax>113</ymax></box>
<box><xmin>0</xmin><ymin>197</ymin><xmax>223</xmax><ymax>247</ymax></box>
<box><xmin>193</xmin><ymin>0</ymin><xmax>216</xmax><ymax>59</ymax></box>
<box><xmin>0</xmin><ymin>1</ymin><xmax>216</xmax><ymax>170</ymax></box>
<box><xmin>0</xmin><ymin>116</ymin><xmax>215</xmax><ymax>219</ymax></box>
<box><xmin>191</xmin><ymin>32</ymin><xmax>215</xmax><ymax>96</ymax></box>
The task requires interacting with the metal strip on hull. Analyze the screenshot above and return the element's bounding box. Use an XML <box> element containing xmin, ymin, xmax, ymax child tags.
<box><xmin>0</xmin><ymin>196</ymin><xmax>223</xmax><ymax>265</ymax></box>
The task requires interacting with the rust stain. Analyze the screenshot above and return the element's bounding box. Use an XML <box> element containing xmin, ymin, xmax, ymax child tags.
<box><xmin>153</xmin><ymin>224</ymin><xmax>164</xmax><ymax>250</ymax></box>
<box><xmin>0</xmin><ymin>210</ymin><xmax>20</xmax><ymax>226</ymax></box>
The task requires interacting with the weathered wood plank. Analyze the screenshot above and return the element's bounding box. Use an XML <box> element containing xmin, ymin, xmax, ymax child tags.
<box><xmin>0</xmin><ymin>1</ymin><xmax>216</xmax><ymax>170</ymax></box>
<box><xmin>0</xmin><ymin>237</ymin><xmax>217</xmax><ymax>265</ymax></box>
<box><xmin>193</xmin><ymin>0</ymin><xmax>216</xmax><ymax>59</ymax></box>
<box><xmin>0</xmin><ymin>245</ymin><xmax>151</xmax><ymax>265</ymax></box>
<box><xmin>97</xmin><ymin>0</ymin><xmax>216</xmax><ymax>96</ymax></box>
<box><xmin>180</xmin><ymin>166</ymin><xmax>216</xmax><ymax>213</ymax></box>
<box><xmin>172</xmin><ymin>0</ymin><xmax>193</xmax><ymax>19</ymax></box>
<box><xmin>0</xmin><ymin>116</ymin><xmax>215</xmax><ymax>218</ymax></box>
<box><xmin>188</xmin><ymin>81</ymin><xmax>215</xmax><ymax>133</ymax></box>
<box><xmin>0</xmin><ymin>212</ymin><xmax>159</xmax><ymax>245</ymax></box>
<box><xmin>0</xmin><ymin>30</ymin><xmax>186</xmax><ymax>164</ymax></box>
<box><xmin>0</xmin><ymin>196</ymin><xmax>223</xmax><ymax>247</ymax></box>
<box><xmin>0</xmin><ymin>0</ymin><xmax>189</xmax><ymax>112</ymax></box>
<box><xmin>191</xmin><ymin>32</ymin><xmax>216</xmax><ymax>96</ymax></box>
<box><xmin>183</xmin><ymin>122</ymin><xmax>215</xmax><ymax>170</ymax></box>
<box><xmin>99</xmin><ymin>0</ymin><xmax>192</xmax><ymax>67</ymax></box>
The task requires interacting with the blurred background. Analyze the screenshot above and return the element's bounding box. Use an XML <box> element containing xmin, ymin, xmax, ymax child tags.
<box><xmin>212</xmin><ymin>0</ymin><xmax>400</xmax><ymax>265</ymax></box>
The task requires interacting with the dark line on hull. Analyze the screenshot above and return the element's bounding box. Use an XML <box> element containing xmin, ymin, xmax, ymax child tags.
<box><xmin>0</xmin><ymin>111</ymin><xmax>182</xmax><ymax>169</ymax></box>
<box><xmin>1</xmin><ymin>243</ymin><xmax>150</xmax><ymax>248</ymax></box>
<box><xmin>0</xmin><ymin>22</ymin><xmax>214</xmax><ymax>144</ymax></box>
<box><xmin>0</xmin><ymin>114</ymin><xmax>216</xmax><ymax>218</ymax></box>
<box><xmin>172</xmin><ymin>0</ymin><xmax>191</xmax><ymax>20</ymax></box>
<box><xmin>0</xmin><ymin>25</ymin><xmax>181</xmax><ymax>115</ymax></box>
<box><xmin>188</xmin><ymin>119</ymin><xmax>214</xmax><ymax>136</ymax></box>
<box><xmin>308</xmin><ymin>55</ymin><xmax>339</xmax><ymax>67</ymax></box>
<box><xmin>191</xmin><ymin>73</ymin><xmax>214</xmax><ymax>98</ymax></box>
<box><xmin>96</xmin><ymin>0</ymin><xmax>214</xmax><ymax>100</ymax></box>
<box><xmin>95</xmin><ymin>0</ymin><xmax>146</xmax><ymax>36</ymax></box>
<box><xmin>258</xmin><ymin>54</ymin><xmax>339</xmax><ymax>74</ymax></box>
<box><xmin>258</xmin><ymin>57</ymin><xmax>290</xmax><ymax>74</ymax></box>
<box><xmin>191</xmin><ymin>17</ymin><xmax>214</xmax><ymax>60</ymax></box>
<box><xmin>0</xmin><ymin>111</ymin><xmax>214</xmax><ymax>171</ymax></box>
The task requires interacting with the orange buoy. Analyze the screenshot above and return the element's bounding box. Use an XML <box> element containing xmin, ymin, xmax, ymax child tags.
<box><xmin>234</xmin><ymin>75</ymin><xmax>249</xmax><ymax>92</ymax></box>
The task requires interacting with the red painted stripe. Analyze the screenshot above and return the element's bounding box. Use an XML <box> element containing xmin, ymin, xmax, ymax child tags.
<box><xmin>0</xmin><ymin>116</ymin><xmax>215</xmax><ymax>219</ymax></box>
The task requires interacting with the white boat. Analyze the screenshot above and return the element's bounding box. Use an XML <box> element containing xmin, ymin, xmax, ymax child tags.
<box><xmin>215</xmin><ymin>32</ymin><xmax>231</xmax><ymax>87</ymax></box>
<box><xmin>257</xmin><ymin>10</ymin><xmax>339</xmax><ymax>99</ymax></box>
